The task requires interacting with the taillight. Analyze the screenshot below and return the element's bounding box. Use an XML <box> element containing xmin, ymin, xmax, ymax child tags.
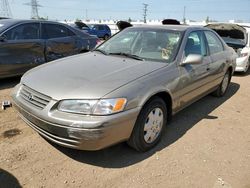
<box><xmin>96</xmin><ymin>39</ymin><xmax>103</xmax><ymax>46</ymax></box>
<box><xmin>240</xmin><ymin>53</ymin><xmax>248</xmax><ymax>57</ymax></box>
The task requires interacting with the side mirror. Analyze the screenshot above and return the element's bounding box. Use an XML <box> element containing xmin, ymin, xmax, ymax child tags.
<box><xmin>0</xmin><ymin>35</ymin><xmax>6</xmax><ymax>42</ymax></box>
<box><xmin>181</xmin><ymin>54</ymin><xmax>202</xmax><ymax>65</ymax></box>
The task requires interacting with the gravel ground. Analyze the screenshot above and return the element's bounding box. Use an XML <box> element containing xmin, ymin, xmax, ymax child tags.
<box><xmin>0</xmin><ymin>71</ymin><xmax>249</xmax><ymax>188</ymax></box>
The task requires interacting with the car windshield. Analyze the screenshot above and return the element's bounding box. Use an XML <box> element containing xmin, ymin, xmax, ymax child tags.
<box><xmin>88</xmin><ymin>24</ymin><xmax>95</xmax><ymax>29</ymax></box>
<box><xmin>0</xmin><ymin>23</ymin><xmax>6</xmax><ymax>32</ymax></box>
<box><xmin>97</xmin><ymin>27</ymin><xmax>182</xmax><ymax>63</ymax></box>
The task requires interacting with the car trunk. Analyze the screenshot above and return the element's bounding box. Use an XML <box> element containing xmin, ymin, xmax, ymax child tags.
<box><xmin>206</xmin><ymin>23</ymin><xmax>247</xmax><ymax>54</ymax></box>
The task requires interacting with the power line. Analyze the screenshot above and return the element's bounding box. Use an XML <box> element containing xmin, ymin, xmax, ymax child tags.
<box><xmin>143</xmin><ymin>3</ymin><xmax>148</xmax><ymax>23</ymax></box>
<box><xmin>0</xmin><ymin>0</ymin><xmax>12</xmax><ymax>18</ymax></box>
<box><xmin>24</xmin><ymin>0</ymin><xmax>42</xmax><ymax>19</ymax></box>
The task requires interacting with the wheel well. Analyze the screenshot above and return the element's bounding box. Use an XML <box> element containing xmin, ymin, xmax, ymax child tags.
<box><xmin>228</xmin><ymin>66</ymin><xmax>233</xmax><ymax>76</ymax></box>
<box><xmin>147</xmin><ymin>92</ymin><xmax>173</xmax><ymax>122</ymax></box>
<box><xmin>80</xmin><ymin>49</ymin><xmax>89</xmax><ymax>53</ymax></box>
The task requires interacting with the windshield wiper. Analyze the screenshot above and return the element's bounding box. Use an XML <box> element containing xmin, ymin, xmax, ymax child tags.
<box><xmin>109</xmin><ymin>52</ymin><xmax>144</xmax><ymax>61</ymax></box>
<box><xmin>93</xmin><ymin>49</ymin><xmax>108</xmax><ymax>55</ymax></box>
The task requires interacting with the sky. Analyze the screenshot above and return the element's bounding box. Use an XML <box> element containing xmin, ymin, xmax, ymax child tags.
<box><xmin>6</xmin><ymin>0</ymin><xmax>250</xmax><ymax>22</ymax></box>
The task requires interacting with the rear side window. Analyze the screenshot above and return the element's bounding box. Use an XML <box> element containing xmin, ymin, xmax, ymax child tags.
<box><xmin>205</xmin><ymin>31</ymin><xmax>224</xmax><ymax>54</ymax></box>
<box><xmin>42</xmin><ymin>24</ymin><xmax>75</xmax><ymax>39</ymax></box>
<box><xmin>3</xmin><ymin>23</ymin><xmax>40</xmax><ymax>40</ymax></box>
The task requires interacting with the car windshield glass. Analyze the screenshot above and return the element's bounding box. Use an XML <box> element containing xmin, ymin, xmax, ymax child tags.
<box><xmin>88</xmin><ymin>24</ymin><xmax>94</xmax><ymax>29</ymax></box>
<box><xmin>0</xmin><ymin>23</ymin><xmax>5</xmax><ymax>32</ymax></box>
<box><xmin>97</xmin><ymin>28</ymin><xmax>182</xmax><ymax>63</ymax></box>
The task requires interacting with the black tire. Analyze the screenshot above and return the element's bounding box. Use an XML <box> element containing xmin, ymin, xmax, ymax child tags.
<box><xmin>244</xmin><ymin>58</ymin><xmax>250</xmax><ymax>73</ymax></box>
<box><xmin>103</xmin><ymin>34</ymin><xmax>109</xmax><ymax>40</ymax></box>
<box><xmin>127</xmin><ymin>97</ymin><xmax>167</xmax><ymax>152</ymax></box>
<box><xmin>212</xmin><ymin>70</ymin><xmax>231</xmax><ymax>97</ymax></box>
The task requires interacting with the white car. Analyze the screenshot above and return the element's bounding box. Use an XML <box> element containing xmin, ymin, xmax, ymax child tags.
<box><xmin>236</xmin><ymin>27</ymin><xmax>250</xmax><ymax>72</ymax></box>
<box><xmin>206</xmin><ymin>24</ymin><xmax>250</xmax><ymax>73</ymax></box>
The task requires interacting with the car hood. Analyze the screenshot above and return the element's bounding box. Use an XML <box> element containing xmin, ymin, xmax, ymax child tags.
<box><xmin>205</xmin><ymin>23</ymin><xmax>247</xmax><ymax>48</ymax></box>
<box><xmin>21</xmin><ymin>52</ymin><xmax>166</xmax><ymax>100</ymax></box>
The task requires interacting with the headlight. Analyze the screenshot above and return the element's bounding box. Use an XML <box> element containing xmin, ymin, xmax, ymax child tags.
<box><xmin>58</xmin><ymin>98</ymin><xmax>127</xmax><ymax>115</ymax></box>
<box><xmin>58</xmin><ymin>100</ymin><xmax>97</xmax><ymax>114</ymax></box>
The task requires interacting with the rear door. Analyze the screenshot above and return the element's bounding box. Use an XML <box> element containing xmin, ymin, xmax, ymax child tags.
<box><xmin>204</xmin><ymin>31</ymin><xmax>227</xmax><ymax>86</ymax></box>
<box><xmin>0</xmin><ymin>22</ymin><xmax>45</xmax><ymax>78</ymax></box>
<box><xmin>178</xmin><ymin>30</ymin><xmax>212</xmax><ymax>108</ymax></box>
<box><xmin>42</xmin><ymin>23</ymin><xmax>79</xmax><ymax>62</ymax></box>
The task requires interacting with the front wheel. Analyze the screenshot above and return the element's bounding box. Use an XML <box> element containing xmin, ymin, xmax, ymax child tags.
<box><xmin>212</xmin><ymin>70</ymin><xmax>231</xmax><ymax>97</ymax></box>
<box><xmin>127</xmin><ymin>97</ymin><xmax>167</xmax><ymax>152</ymax></box>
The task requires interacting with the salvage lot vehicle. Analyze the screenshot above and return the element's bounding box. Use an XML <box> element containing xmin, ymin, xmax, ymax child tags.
<box><xmin>0</xmin><ymin>19</ymin><xmax>98</xmax><ymax>79</ymax></box>
<box><xmin>206</xmin><ymin>23</ymin><xmax>250</xmax><ymax>73</ymax></box>
<box><xmin>69</xmin><ymin>22</ymin><xmax>111</xmax><ymax>40</ymax></box>
<box><xmin>12</xmin><ymin>25</ymin><xmax>236</xmax><ymax>152</ymax></box>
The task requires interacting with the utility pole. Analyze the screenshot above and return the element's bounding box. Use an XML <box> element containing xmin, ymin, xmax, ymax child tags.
<box><xmin>85</xmin><ymin>9</ymin><xmax>88</xmax><ymax>20</ymax></box>
<box><xmin>143</xmin><ymin>3</ymin><xmax>148</xmax><ymax>23</ymax></box>
<box><xmin>0</xmin><ymin>0</ymin><xmax>12</xmax><ymax>18</ymax></box>
<box><xmin>183</xmin><ymin>6</ymin><xmax>186</xmax><ymax>24</ymax></box>
<box><xmin>24</xmin><ymin>0</ymin><xmax>42</xmax><ymax>19</ymax></box>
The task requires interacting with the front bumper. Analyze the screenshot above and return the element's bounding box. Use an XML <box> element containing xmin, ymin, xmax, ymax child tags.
<box><xmin>12</xmin><ymin>85</ymin><xmax>140</xmax><ymax>151</ymax></box>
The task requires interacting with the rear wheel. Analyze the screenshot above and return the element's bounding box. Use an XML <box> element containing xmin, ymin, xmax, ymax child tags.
<box><xmin>103</xmin><ymin>34</ymin><xmax>109</xmax><ymax>40</ymax></box>
<box><xmin>212</xmin><ymin>70</ymin><xmax>231</xmax><ymax>97</ymax></box>
<box><xmin>244</xmin><ymin>58</ymin><xmax>250</xmax><ymax>73</ymax></box>
<box><xmin>127</xmin><ymin>97</ymin><xmax>167</xmax><ymax>152</ymax></box>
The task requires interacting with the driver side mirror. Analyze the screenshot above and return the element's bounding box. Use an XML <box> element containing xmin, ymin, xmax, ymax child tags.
<box><xmin>181</xmin><ymin>54</ymin><xmax>202</xmax><ymax>65</ymax></box>
<box><xmin>0</xmin><ymin>35</ymin><xmax>6</xmax><ymax>42</ymax></box>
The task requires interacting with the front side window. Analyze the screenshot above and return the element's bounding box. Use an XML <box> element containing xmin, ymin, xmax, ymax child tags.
<box><xmin>42</xmin><ymin>24</ymin><xmax>73</xmax><ymax>39</ymax></box>
<box><xmin>98</xmin><ymin>25</ymin><xmax>105</xmax><ymax>30</ymax></box>
<box><xmin>97</xmin><ymin>28</ymin><xmax>182</xmax><ymax>63</ymax></box>
<box><xmin>3</xmin><ymin>23</ymin><xmax>40</xmax><ymax>40</ymax></box>
<box><xmin>184</xmin><ymin>31</ymin><xmax>207</xmax><ymax>56</ymax></box>
<box><xmin>205</xmin><ymin>31</ymin><xmax>224</xmax><ymax>54</ymax></box>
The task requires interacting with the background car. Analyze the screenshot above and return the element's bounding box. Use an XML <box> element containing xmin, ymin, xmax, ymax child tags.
<box><xmin>0</xmin><ymin>19</ymin><xmax>98</xmax><ymax>79</ymax></box>
<box><xmin>70</xmin><ymin>22</ymin><xmax>111</xmax><ymax>40</ymax></box>
<box><xmin>86</xmin><ymin>24</ymin><xmax>111</xmax><ymax>40</ymax></box>
<box><xmin>12</xmin><ymin>25</ymin><xmax>236</xmax><ymax>152</ymax></box>
<box><xmin>206</xmin><ymin>23</ymin><xmax>250</xmax><ymax>73</ymax></box>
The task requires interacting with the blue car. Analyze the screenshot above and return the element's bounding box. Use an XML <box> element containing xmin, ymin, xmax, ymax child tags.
<box><xmin>71</xmin><ymin>22</ymin><xmax>111</xmax><ymax>40</ymax></box>
<box><xmin>86</xmin><ymin>24</ymin><xmax>111</xmax><ymax>40</ymax></box>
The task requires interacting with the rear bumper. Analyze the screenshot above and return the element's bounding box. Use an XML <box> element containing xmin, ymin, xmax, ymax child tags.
<box><xmin>12</xmin><ymin>91</ymin><xmax>140</xmax><ymax>151</ymax></box>
<box><xmin>235</xmin><ymin>56</ymin><xmax>249</xmax><ymax>72</ymax></box>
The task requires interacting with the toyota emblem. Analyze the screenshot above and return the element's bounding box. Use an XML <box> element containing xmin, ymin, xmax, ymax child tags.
<box><xmin>28</xmin><ymin>94</ymin><xmax>33</xmax><ymax>101</ymax></box>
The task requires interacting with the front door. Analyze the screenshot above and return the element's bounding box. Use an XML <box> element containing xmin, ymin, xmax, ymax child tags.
<box><xmin>177</xmin><ymin>30</ymin><xmax>212</xmax><ymax>108</ymax></box>
<box><xmin>0</xmin><ymin>23</ymin><xmax>45</xmax><ymax>78</ymax></box>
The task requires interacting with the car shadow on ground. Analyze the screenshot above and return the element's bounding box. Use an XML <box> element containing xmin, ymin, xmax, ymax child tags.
<box><xmin>0</xmin><ymin>77</ymin><xmax>20</xmax><ymax>90</ymax></box>
<box><xmin>0</xmin><ymin>168</ymin><xmax>21</xmax><ymax>188</ymax></box>
<box><xmin>50</xmin><ymin>82</ymin><xmax>240</xmax><ymax>168</ymax></box>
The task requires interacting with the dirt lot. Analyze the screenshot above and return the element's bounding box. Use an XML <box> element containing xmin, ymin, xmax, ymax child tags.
<box><xmin>0</xmin><ymin>72</ymin><xmax>249</xmax><ymax>188</ymax></box>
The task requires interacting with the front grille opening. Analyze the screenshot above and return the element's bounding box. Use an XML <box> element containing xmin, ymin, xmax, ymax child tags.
<box><xmin>19</xmin><ymin>85</ymin><xmax>51</xmax><ymax>110</ymax></box>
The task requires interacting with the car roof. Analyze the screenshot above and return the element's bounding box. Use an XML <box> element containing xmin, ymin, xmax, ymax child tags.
<box><xmin>130</xmin><ymin>24</ymin><xmax>207</xmax><ymax>32</ymax></box>
<box><xmin>0</xmin><ymin>19</ymin><xmax>73</xmax><ymax>33</ymax></box>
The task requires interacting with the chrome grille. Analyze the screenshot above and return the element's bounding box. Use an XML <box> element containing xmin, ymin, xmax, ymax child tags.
<box><xmin>19</xmin><ymin>85</ymin><xmax>51</xmax><ymax>110</ymax></box>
